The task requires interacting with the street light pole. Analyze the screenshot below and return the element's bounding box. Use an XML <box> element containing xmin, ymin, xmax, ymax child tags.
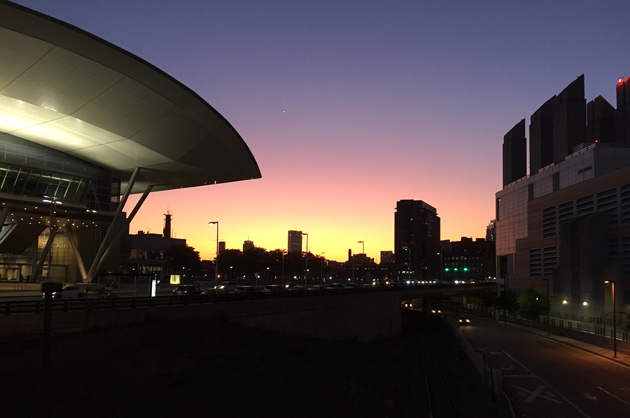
<box><xmin>357</xmin><ymin>241</ymin><xmax>364</xmax><ymax>284</ymax></box>
<box><xmin>302</xmin><ymin>232</ymin><xmax>308</xmax><ymax>288</ymax></box>
<box><xmin>281</xmin><ymin>250</ymin><xmax>286</xmax><ymax>286</ymax></box>
<box><xmin>209</xmin><ymin>221</ymin><xmax>219</xmax><ymax>293</ymax></box>
<box><xmin>320</xmin><ymin>252</ymin><xmax>325</xmax><ymax>284</ymax></box>
<box><xmin>604</xmin><ymin>280</ymin><xmax>616</xmax><ymax>358</ymax></box>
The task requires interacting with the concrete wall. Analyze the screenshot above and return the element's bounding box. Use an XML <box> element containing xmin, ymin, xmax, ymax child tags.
<box><xmin>0</xmin><ymin>292</ymin><xmax>402</xmax><ymax>342</ymax></box>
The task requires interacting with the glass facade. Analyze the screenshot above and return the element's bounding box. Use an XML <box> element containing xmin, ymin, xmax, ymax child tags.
<box><xmin>0</xmin><ymin>132</ymin><xmax>118</xmax><ymax>210</ymax></box>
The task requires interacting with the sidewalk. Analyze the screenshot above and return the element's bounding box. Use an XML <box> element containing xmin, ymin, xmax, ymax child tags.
<box><xmin>504</xmin><ymin>321</ymin><xmax>630</xmax><ymax>367</ymax></box>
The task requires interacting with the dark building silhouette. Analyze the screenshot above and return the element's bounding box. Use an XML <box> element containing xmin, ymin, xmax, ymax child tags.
<box><xmin>486</xmin><ymin>220</ymin><xmax>496</xmax><ymax>242</ymax></box>
<box><xmin>617</xmin><ymin>77</ymin><xmax>630</xmax><ymax>143</ymax></box>
<box><xmin>552</xmin><ymin>75</ymin><xmax>586</xmax><ymax>164</ymax></box>
<box><xmin>440</xmin><ymin>237</ymin><xmax>495</xmax><ymax>283</ymax></box>
<box><xmin>530</xmin><ymin>98</ymin><xmax>555</xmax><ymax>173</ymax></box>
<box><xmin>163</xmin><ymin>211</ymin><xmax>172</xmax><ymax>239</ymax></box>
<box><xmin>394</xmin><ymin>200</ymin><xmax>440</xmax><ymax>282</ymax></box>
<box><xmin>502</xmin><ymin>119</ymin><xmax>527</xmax><ymax>186</ymax></box>
<box><xmin>243</xmin><ymin>240</ymin><xmax>254</xmax><ymax>252</ymax></box>
<box><xmin>288</xmin><ymin>230</ymin><xmax>303</xmax><ymax>253</ymax></box>
<box><xmin>586</xmin><ymin>96</ymin><xmax>616</xmax><ymax>144</ymax></box>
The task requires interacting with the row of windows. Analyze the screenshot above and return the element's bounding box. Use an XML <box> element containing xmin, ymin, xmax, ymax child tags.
<box><xmin>542</xmin><ymin>185</ymin><xmax>630</xmax><ymax>238</ymax></box>
<box><xmin>529</xmin><ymin>247</ymin><xmax>558</xmax><ymax>278</ymax></box>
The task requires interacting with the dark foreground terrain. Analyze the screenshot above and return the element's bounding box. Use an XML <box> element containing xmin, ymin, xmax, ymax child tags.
<box><xmin>0</xmin><ymin>311</ymin><xmax>501</xmax><ymax>418</ymax></box>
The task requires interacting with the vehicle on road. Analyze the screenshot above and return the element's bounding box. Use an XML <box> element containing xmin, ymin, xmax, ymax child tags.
<box><xmin>217</xmin><ymin>281</ymin><xmax>238</xmax><ymax>293</ymax></box>
<box><xmin>458</xmin><ymin>316</ymin><xmax>471</xmax><ymax>326</ymax></box>
<box><xmin>173</xmin><ymin>285</ymin><xmax>201</xmax><ymax>297</ymax></box>
<box><xmin>51</xmin><ymin>286</ymin><xmax>86</xmax><ymax>299</ymax></box>
<box><xmin>401</xmin><ymin>300</ymin><xmax>413</xmax><ymax>309</ymax></box>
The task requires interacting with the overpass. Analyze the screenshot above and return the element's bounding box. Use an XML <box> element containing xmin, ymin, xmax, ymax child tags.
<box><xmin>0</xmin><ymin>284</ymin><xmax>495</xmax><ymax>342</ymax></box>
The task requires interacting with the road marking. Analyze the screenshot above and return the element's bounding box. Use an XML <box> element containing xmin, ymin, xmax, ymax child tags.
<box><xmin>583</xmin><ymin>393</ymin><xmax>597</xmax><ymax>401</ymax></box>
<box><xmin>597</xmin><ymin>386</ymin><xmax>630</xmax><ymax>407</ymax></box>
<box><xmin>513</xmin><ymin>385</ymin><xmax>563</xmax><ymax>404</ymax></box>
<box><xmin>503</xmin><ymin>351</ymin><xmax>593</xmax><ymax>418</ymax></box>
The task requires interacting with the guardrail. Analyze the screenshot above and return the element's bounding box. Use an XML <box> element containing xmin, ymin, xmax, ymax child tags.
<box><xmin>0</xmin><ymin>282</ymin><xmax>495</xmax><ymax>316</ymax></box>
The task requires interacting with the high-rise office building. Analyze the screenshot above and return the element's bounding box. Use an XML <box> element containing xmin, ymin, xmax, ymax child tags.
<box><xmin>288</xmin><ymin>230</ymin><xmax>303</xmax><ymax>253</ymax></box>
<box><xmin>502</xmin><ymin>119</ymin><xmax>527</xmax><ymax>186</ymax></box>
<box><xmin>496</xmin><ymin>75</ymin><xmax>630</xmax><ymax>322</ymax></box>
<box><xmin>243</xmin><ymin>240</ymin><xmax>254</xmax><ymax>251</ymax></box>
<box><xmin>394</xmin><ymin>200</ymin><xmax>440</xmax><ymax>282</ymax></box>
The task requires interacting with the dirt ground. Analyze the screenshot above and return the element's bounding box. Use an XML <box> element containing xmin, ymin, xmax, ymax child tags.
<box><xmin>0</xmin><ymin>312</ymin><xmax>501</xmax><ymax>418</ymax></box>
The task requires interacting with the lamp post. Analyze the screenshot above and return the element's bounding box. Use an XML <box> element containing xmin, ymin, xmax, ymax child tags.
<box><xmin>357</xmin><ymin>241</ymin><xmax>364</xmax><ymax>284</ymax></box>
<box><xmin>281</xmin><ymin>250</ymin><xmax>286</xmax><ymax>286</ymax></box>
<box><xmin>42</xmin><ymin>196</ymin><xmax>61</xmax><ymax>281</ymax></box>
<box><xmin>320</xmin><ymin>252</ymin><xmax>325</xmax><ymax>284</ymax></box>
<box><xmin>604</xmin><ymin>280</ymin><xmax>617</xmax><ymax>358</ymax></box>
<box><xmin>302</xmin><ymin>232</ymin><xmax>308</xmax><ymax>287</ymax></box>
<box><xmin>208</xmin><ymin>221</ymin><xmax>219</xmax><ymax>293</ymax></box>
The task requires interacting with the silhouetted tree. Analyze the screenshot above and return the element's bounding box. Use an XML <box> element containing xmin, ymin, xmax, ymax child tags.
<box><xmin>164</xmin><ymin>244</ymin><xmax>202</xmax><ymax>274</ymax></box>
<box><xmin>517</xmin><ymin>288</ymin><xmax>547</xmax><ymax>319</ymax></box>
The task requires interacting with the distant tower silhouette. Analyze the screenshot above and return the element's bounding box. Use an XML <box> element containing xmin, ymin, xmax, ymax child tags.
<box><xmin>163</xmin><ymin>211</ymin><xmax>172</xmax><ymax>239</ymax></box>
<box><xmin>288</xmin><ymin>230</ymin><xmax>303</xmax><ymax>253</ymax></box>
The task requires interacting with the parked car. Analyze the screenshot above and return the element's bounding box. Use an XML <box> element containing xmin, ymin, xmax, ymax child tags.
<box><xmin>262</xmin><ymin>285</ymin><xmax>283</xmax><ymax>293</ymax></box>
<box><xmin>216</xmin><ymin>281</ymin><xmax>238</xmax><ymax>293</ymax></box>
<box><xmin>51</xmin><ymin>286</ymin><xmax>86</xmax><ymax>299</ymax></box>
<box><xmin>173</xmin><ymin>285</ymin><xmax>201</xmax><ymax>297</ymax></box>
<box><xmin>234</xmin><ymin>285</ymin><xmax>258</xmax><ymax>294</ymax></box>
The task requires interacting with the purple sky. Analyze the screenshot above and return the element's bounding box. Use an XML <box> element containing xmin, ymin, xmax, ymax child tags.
<box><xmin>12</xmin><ymin>0</ymin><xmax>630</xmax><ymax>261</ymax></box>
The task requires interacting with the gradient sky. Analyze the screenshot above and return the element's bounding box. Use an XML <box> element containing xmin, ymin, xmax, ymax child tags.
<box><xmin>13</xmin><ymin>0</ymin><xmax>630</xmax><ymax>262</ymax></box>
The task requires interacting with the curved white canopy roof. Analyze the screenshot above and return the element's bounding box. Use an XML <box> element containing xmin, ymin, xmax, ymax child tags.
<box><xmin>0</xmin><ymin>1</ymin><xmax>261</xmax><ymax>194</ymax></box>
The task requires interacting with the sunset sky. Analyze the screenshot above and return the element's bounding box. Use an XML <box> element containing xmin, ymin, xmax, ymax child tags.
<box><xmin>14</xmin><ymin>0</ymin><xmax>630</xmax><ymax>262</ymax></box>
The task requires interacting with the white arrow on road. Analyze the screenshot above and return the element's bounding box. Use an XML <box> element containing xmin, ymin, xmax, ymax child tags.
<box><xmin>583</xmin><ymin>393</ymin><xmax>597</xmax><ymax>401</ymax></box>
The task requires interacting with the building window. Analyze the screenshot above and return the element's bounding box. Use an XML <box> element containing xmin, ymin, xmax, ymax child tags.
<box><xmin>530</xmin><ymin>248</ymin><xmax>542</xmax><ymax>278</ymax></box>
<box><xmin>543</xmin><ymin>207</ymin><xmax>557</xmax><ymax>238</ymax></box>
<box><xmin>558</xmin><ymin>201</ymin><xmax>574</xmax><ymax>224</ymax></box>
<box><xmin>553</xmin><ymin>172</ymin><xmax>560</xmax><ymax>191</ymax></box>
<box><xmin>576</xmin><ymin>195</ymin><xmax>593</xmax><ymax>216</ymax></box>
<box><xmin>597</xmin><ymin>188</ymin><xmax>618</xmax><ymax>226</ymax></box>
<box><xmin>542</xmin><ymin>247</ymin><xmax>557</xmax><ymax>278</ymax></box>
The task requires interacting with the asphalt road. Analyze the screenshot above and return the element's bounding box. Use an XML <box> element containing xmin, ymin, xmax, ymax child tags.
<box><xmin>455</xmin><ymin>315</ymin><xmax>630</xmax><ymax>418</ymax></box>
